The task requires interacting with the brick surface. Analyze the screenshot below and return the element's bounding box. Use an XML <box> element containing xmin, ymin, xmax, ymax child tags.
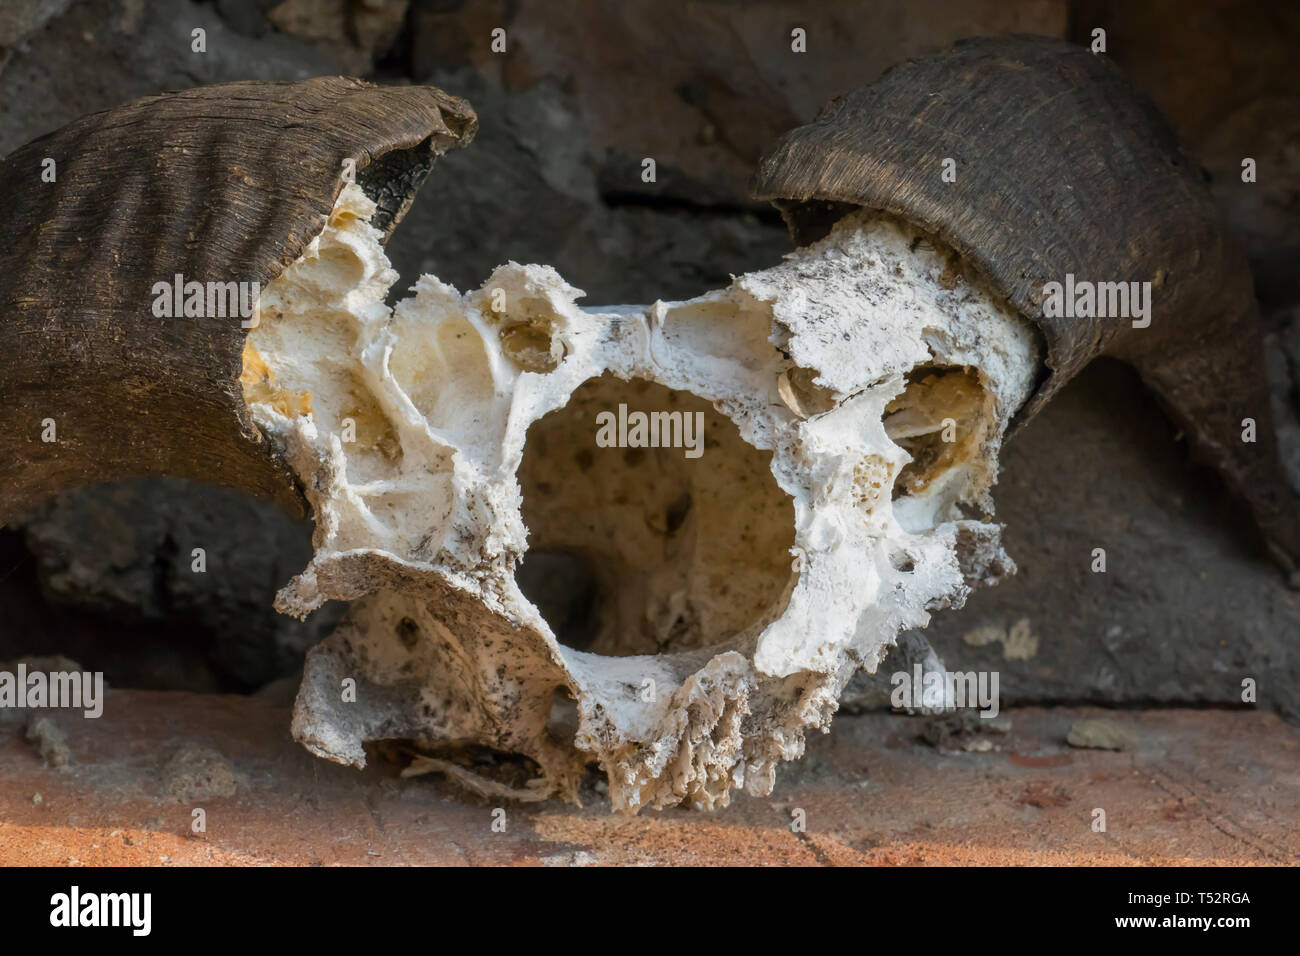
<box><xmin>1</xmin><ymin>691</ymin><xmax>1296</xmax><ymax>866</ymax></box>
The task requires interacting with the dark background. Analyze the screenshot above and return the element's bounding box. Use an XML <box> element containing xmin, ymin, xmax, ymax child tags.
<box><xmin>1</xmin><ymin>0</ymin><xmax>1297</xmax><ymax>717</ymax></box>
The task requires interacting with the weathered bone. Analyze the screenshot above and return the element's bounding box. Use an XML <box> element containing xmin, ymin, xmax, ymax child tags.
<box><xmin>244</xmin><ymin>183</ymin><xmax>1037</xmax><ymax>810</ymax></box>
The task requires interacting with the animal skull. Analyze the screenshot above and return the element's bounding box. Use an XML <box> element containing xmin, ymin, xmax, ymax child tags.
<box><xmin>244</xmin><ymin>182</ymin><xmax>1038</xmax><ymax>810</ymax></box>
<box><xmin>3</xmin><ymin>38</ymin><xmax>1292</xmax><ymax>814</ymax></box>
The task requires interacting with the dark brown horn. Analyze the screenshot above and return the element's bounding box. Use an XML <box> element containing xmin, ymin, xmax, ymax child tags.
<box><xmin>751</xmin><ymin>35</ymin><xmax>1300</xmax><ymax>578</ymax></box>
<box><xmin>0</xmin><ymin>77</ymin><xmax>476</xmax><ymax>526</ymax></box>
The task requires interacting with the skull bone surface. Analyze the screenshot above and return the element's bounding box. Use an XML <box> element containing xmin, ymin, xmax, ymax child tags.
<box><xmin>242</xmin><ymin>182</ymin><xmax>1038</xmax><ymax>811</ymax></box>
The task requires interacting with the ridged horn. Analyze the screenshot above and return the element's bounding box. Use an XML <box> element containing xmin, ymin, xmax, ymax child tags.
<box><xmin>0</xmin><ymin>77</ymin><xmax>476</xmax><ymax>526</ymax></box>
<box><xmin>752</xmin><ymin>35</ymin><xmax>1300</xmax><ymax>577</ymax></box>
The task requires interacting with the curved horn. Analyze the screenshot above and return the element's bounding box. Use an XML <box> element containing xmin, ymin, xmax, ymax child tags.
<box><xmin>751</xmin><ymin>35</ymin><xmax>1299</xmax><ymax>577</ymax></box>
<box><xmin>0</xmin><ymin>77</ymin><xmax>476</xmax><ymax>526</ymax></box>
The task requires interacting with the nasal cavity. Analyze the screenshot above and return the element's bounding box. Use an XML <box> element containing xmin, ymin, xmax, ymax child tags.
<box><xmin>515</xmin><ymin>374</ymin><xmax>796</xmax><ymax>657</ymax></box>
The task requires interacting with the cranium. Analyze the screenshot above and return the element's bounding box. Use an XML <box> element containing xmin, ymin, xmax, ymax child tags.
<box><xmin>1</xmin><ymin>38</ymin><xmax>1293</xmax><ymax>812</ymax></box>
<box><xmin>244</xmin><ymin>180</ymin><xmax>1037</xmax><ymax>809</ymax></box>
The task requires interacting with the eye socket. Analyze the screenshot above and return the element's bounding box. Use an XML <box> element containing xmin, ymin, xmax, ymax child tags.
<box><xmin>883</xmin><ymin>365</ymin><xmax>990</xmax><ymax>500</ymax></box>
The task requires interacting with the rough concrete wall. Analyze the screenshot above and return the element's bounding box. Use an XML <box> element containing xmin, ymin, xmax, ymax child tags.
<box><xmin>1</xmin><ymin>0</ymin><xmax>1296</xmax><ymax>717</ymax></box>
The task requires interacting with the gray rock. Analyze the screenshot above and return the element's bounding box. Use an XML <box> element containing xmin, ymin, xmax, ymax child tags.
<box><xmin>25</xmin><ymin>713</ymin><xmax>72</xmax><ymax>766</ymax></box>
<box><xmin>160</xmin><ymin>743</ymin><xmax>239</xmax><ymax>802</ymax></box>
<box><xmin>1067</xmin><ymin>718</ymin><xmax>1140</xmax><ymax>752</ymax></box>
<box><xmin>22</xmin><ymin>477</ymin><xmax>340</xmax><ymax>691</ymax></box>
